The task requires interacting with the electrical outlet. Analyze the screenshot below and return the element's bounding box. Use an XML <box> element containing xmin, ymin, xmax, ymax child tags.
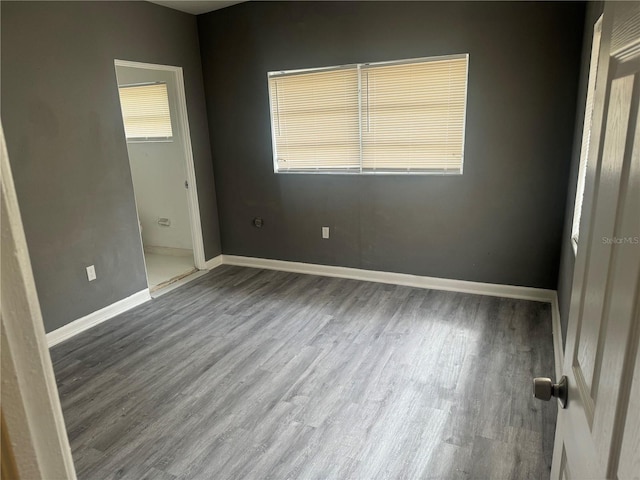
<box><xmin>86</xmin><ymin>265</ymin><xmax>96</xmax><ymax>281</ymax></box>
<box><xmin>322</xmin><ymin>226</ymin><xmax>330</xmax><ymax>239</ymax></box>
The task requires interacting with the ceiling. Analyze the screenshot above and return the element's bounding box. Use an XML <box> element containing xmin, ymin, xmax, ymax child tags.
<box><xmin>147</xmin><ymin>0</ymin><xmax>245</xmax><ymax>15</ymax></box>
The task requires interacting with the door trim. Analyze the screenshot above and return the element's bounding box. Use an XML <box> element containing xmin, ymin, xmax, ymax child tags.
<box><xmin>114</xmin><ymin>59</ymin><xmax>207</xmax><ymax>270</ymax></box>
<box><xmin>551</xmin><ymin>293</ymin><xmax>564</xmax><ymax>380</ymax></box>
<box><xmin>1</xmin><ymin>122</ymin><xmax>77</xmax><ymax>478</ymax></box>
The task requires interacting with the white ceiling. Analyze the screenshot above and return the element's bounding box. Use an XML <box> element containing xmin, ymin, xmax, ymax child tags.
<box><xmin>147</xmin><ymin>0</ymin><xmax>245</xmax><ymax>15</ymax></box>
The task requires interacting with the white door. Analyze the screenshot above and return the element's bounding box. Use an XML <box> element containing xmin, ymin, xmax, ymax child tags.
<box><xmin>550</xmin><ymin>2</ymin><xmax>640</xmax><ymax>479</ymax></box>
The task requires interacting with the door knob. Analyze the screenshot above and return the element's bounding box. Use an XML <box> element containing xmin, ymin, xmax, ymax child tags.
<box><xmin>533</xmin><ymin>375</ymin><xmax>568</xmax><ymax>408</ymax></box>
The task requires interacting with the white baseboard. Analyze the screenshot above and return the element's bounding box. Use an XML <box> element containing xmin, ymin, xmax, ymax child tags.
<box><xmin>47</xmin><ymin>255</ymin><xmax>223</xmax><ymax>348</ymax></box>
<box><xmin>204</xmin><ymin>254</ymin><xmax>223</xmax><ymax>270</ymax></box>
<box><xmin>222</xmin><ymin>255</ymin><xmax>555</xmax><ymax>303</ymax></box>
<box><xmin>223</xmin><ymin>254</ymin><xmax>563</xmax><ymax>377</ymax></box>
<box><xmin>551</xmin><ymin>293</ymin><xmax>564</xmax><ymax>379</ymax></box>
<box><xmin>143</xmin><ymin>245</ymin><xmax>192</xmax><ymax>257</ymax></box>
<box><xmin>46</xmin><ymin>289</ymin><xmax>151</xmax><ymax>348</ymax></box>
<box><xmin>47</xmin><ymin>254</ymin><xmax>565</xmax><ymax>379</ymax></box>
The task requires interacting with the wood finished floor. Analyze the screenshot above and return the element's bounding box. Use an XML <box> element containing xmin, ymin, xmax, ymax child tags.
<box><xmin>51</xmin><ymin>265</ymin><xmax>557</xmax><ymax>480</ymax></box>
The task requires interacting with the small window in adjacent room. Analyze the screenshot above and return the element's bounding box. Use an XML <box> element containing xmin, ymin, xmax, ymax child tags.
<box><xmin>572</xmin><ymin>16</ymin><xmax>602</xmax><ymax>255</ymax></box>
<box><xmin>118</xmin><ymin>82</ymin><xmax>173</xmax><ymax>142</ymax></box>
<box><xmin>267</xmin><ymin>54</ymin><xmax>469</xmax><ymax>174</ymax></box>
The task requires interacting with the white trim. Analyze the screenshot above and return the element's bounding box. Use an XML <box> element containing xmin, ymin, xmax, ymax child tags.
<box><xmin>204</xmin><ymin>254</ymin><xmax>224</xmax><ymax>270</ymax></box>
<box><xmin>1</xmin><ymin>123</ymin><xmax>77</xmax><ymax>478</ymax></box>
<box><xmin>46</xmin><ymin>253</ymin><xmax>222</xmax><ymax>348</ymax></box>
<box><xmin>221</xmin><ymin>255</ymin><xmax>564</xmax><ymax>377</ymax></box>
<box><xmin>114</xmin><ymin>59</ymin><xmax>207</xmax><ymax>271</ymax></box>
<box><xmin>551</xmin><ymin>292</ymin><xmax>565</xmax><ymax>381</ymax></box>
<box><xmin>44</xmin><ymin>253</ymin><xmax>565</xmax><ymax>386</ymax></box>
<box><xmin>175</xmin><ymin>65</ymin><xmax>206</xmax><ymax>270</ymax></box>
<box><xmin>46</xmin><ymin>289</ymin><xmax>151</xmax><ymax>348</ymax></box>
<box><xmin>144</xmin><ymin>245</ymin><xmax>193</xmax><ymax>257</ymax></box>
<box><xmin>268</xmin><ymin>53</ymin><xmax>468</xmax><ymax>78</ymax></box>
<box><xmin>570</xmin><ymin>15</ymin><xmax>603</xmax><ymax>256</ymax></box>
<box><xmin>221</xmin><ymin>255</ymin><xmax>555</xmax><ymax>302</ymax></box>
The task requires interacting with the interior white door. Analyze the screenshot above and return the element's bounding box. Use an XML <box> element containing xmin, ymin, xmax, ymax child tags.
<box><xmin>550</xmin><ymin>3</ymin><xmax>640</xmax><ymax>479</ymax></box>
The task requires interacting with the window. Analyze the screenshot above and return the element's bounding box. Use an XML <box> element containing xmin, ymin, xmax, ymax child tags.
<box><xmin>118</xmin><ymin>82</ymin><xmax>173</xmax><ymax>141</ymax></box>
<box><xmin>571</xmin><ymin>16</ymin><xmax>602</xmax><ymax>254</ymax></box>
<box><xmin>268</xmin><ymin>54</ymin><xmax>468</xmax><ymax>174</ymax></box>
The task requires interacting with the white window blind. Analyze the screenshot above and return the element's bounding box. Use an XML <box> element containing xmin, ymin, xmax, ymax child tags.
<box><xmin>361</xmin><ymin>57</ymin><xmax>467</xmax><ymax>172</ymax></box>
<box><xmin>267</xmin><ymin>54</ymin><xmax>468</xmax><ymax>174</ymax></box>
<box><xmin>118</xmin><ymin>83</ymin><xmax>173</xmax><ymax>141</ymax></box>
<box><xmin>269</xmin><ymin>68</ymin><xmax>360</xmax><ymax>171</ymax></box>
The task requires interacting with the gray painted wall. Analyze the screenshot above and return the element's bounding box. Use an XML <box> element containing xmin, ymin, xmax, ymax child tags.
<box><xmin>1</xmin><ymin>1</ymin><xmax>221</xmax><ymax>332</ymax></box>
<box><xmin>198</xmin><ymin>1</ymin><xmax>585</xmax><ymax>288</ymax></box>
<box><xmin>557</xmin><ymin>1</ymin><xmax>605</xmax><ymax>346</ymax></box>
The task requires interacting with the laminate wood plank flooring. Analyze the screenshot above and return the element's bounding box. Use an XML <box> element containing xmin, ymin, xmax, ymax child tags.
<box><xmin>51</xmin><ymin>265</ymin><xmax>557</xmax><ymax>479</ymax></box>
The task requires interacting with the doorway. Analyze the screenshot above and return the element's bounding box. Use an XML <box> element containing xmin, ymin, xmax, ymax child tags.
<box><xmin>114</xmin><ymin>60</ymin><xmax>206</xmax><ymax>292</ymax></box>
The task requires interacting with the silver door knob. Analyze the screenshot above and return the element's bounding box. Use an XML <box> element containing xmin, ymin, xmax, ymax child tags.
<box><xmin>533</xmin><ymin>375</ymin><xmax>568</xmax><ymax>408</ymax></box>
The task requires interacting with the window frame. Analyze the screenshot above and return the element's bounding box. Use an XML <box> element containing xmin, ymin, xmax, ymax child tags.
<box><xmin>267</xmin><ymin>54</ymin><xmax>469</xmax><ymax>175</ymax></box>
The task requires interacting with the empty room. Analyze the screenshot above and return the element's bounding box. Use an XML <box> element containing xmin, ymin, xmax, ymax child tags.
<box><xmin>2</xmin><ymin>1</ymin><xmax>639</xmax><ymax>479</ymax></box>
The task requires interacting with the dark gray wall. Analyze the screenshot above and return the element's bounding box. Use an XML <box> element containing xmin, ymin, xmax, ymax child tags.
<box><xmin>1</xmin><ymin>1</ymin><xmax>221</xmax><ymax>332</ymax></box>
<box><xmin>557</xmin><ymin>1</ymin><xmax>605</xmax><ymax>346</ymax></box>
<box><xmin>198</xmin><ymin>1</ymin><xmax>585</xmax><ymax>289</ymax></box>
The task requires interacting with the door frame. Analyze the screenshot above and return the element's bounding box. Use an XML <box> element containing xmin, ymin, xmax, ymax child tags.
<box><xmin>114</xmin><ymin>59</ymin><xmax>207</xmax><ymax>271</ymax></box>
<box><xmin>1</xmin><ymin>122</ymin><xmax>77</xmax><ymax>479</ymax></box>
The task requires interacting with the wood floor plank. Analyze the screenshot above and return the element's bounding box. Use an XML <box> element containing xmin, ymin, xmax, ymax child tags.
<box><xmin>52</xmin><ymin>265</ymin><xmax>556</xmax><ymax>479</ymax></box>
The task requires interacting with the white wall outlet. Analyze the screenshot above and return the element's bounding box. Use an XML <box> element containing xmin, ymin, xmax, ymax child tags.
<box><xmin>86</xmin><ymin>265</ymin><xmax>96</xmax><ymax>282</ymax></box>
<box><xmin>322</xmin><ymin>226</ymin><xmax>330</xmax><ymax>239</ymax></box>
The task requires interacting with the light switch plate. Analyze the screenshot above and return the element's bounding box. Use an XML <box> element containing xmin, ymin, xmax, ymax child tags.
<box><xmin>322</xmin><ymin>227</ymin><xmax>330</xmax><ymax>239</ymax></box>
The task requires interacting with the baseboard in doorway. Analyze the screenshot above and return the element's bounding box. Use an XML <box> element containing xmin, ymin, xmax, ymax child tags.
<box><xmin>151</xmin><ymin>269</ymin><xmax>208</xmax><ymax>297</ymax></box>
<box><xmin>150</xmin><ymin>267</ymin><xmax>198</xmax><ymax>293</ymax></box>
<box><xmin>46</xmin><ymin>289</ymin><xmax>151</xmax><ymax>348</ymax></box>
<box><xmin>143</xmin><ymin>245</ymin><xmax>193</xmax><ymax>257</ymax></box>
